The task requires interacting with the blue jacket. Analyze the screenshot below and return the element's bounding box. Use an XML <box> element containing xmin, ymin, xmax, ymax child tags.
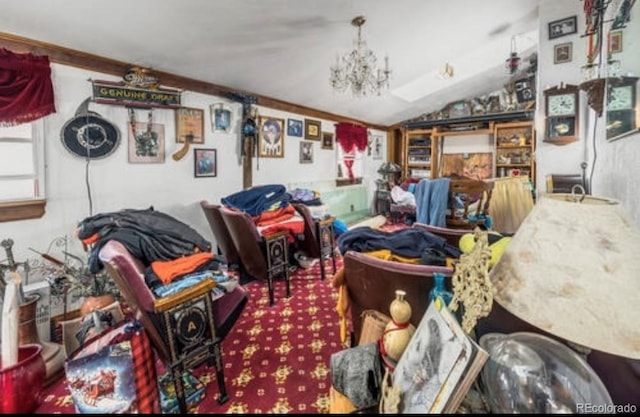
<box><xmin>221</xmin><ymin>184</ymin><xmax>291</xmax><ymax>216</ymax></box>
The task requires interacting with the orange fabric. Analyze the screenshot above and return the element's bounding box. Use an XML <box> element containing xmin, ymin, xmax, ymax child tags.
<box><xmin>150</xmin><ymin>252</ymin><xmax>213</xmax><ymax>285</ymax></box>
<box><xmin>82</xmin><ymin>233</ymin><xmax>100</xmax><ymax>246</ymax></box>
<box><xmin>331</xmin><ymin>267</ymin><xmax>350</xmax><ymax>346</ymax></box>
<box><xmin>259</xmin><ymin>218</ymin><xmax>305</xmax><ymax>243</ymax></box>
<box><xmin>253</xmin><ymin>205</ymin><xmax>295</xmax><ymax>226</ymax></box>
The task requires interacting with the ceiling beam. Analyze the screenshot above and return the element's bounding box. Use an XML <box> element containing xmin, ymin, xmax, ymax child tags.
<box><xmin>0</xmin><ymin>32</ymin><xmax>389</xmax><ymax>131</ymax></box>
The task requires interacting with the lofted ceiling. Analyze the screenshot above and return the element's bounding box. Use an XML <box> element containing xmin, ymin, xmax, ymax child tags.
<box><xmin>0</xmin><ymin>0</ymin><xmax>542</xmax><ymax>127</ymax></box>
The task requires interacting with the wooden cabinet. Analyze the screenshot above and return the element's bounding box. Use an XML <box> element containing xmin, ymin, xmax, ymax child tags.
<box><xmin>494</xmin><ymin>121</ymin><xmax>535</xmax><ymax>185</ymax></box>
<box><xmin>403</xmin><ymin>129</ymin><xmax>437</xmax><ymax>180</ymax></box>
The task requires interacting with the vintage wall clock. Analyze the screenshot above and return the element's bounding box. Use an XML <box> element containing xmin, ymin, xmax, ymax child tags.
<box><xmin>543</xmin><ymin>84</ymin><xmax>579</xmax><ymax>145</ymax></box>
<box><xmin>606</xmin><ymin>76</ymin><xmax>638</xmax><ymax>140</ymax></box>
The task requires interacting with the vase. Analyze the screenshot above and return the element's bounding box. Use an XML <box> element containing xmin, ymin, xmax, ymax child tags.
<box><xmin>428</xmin><ymin>272</ymin><xmax>453</xmax><ymax>307</ymax></box>
<box><xmin>18</xmin><ymin>294</ymin><xmax>41</xmax><ymax>346</ymax></box>
<box><xmin>382</xmin><ymin>290</ymin><xmax>415</xmax><ymax>362</ymax></box>
<box><xmin>0</xmin><ymin>344</ymin><xmax>45</xmax><ymax>413</ymax></box>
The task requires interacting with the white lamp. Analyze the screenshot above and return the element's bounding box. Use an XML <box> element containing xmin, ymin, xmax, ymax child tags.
<box><xmin>489</xmin><ymin>192</ymin><xmax>640</xmax><ymax>359</ymax></box>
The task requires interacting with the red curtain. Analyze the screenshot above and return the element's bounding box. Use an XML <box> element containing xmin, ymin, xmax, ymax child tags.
<box><xmin>0</xmin><ymin>48</ymin><xmax>56</xmax><ymax>126</ymax></box>
<box><xmin>335</xmin><ymin>122</ymin><xmax>368</xmax><ymax>153</ymax></box>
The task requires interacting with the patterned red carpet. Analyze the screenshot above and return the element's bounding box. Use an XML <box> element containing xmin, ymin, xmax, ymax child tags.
<box><xmin>34</xmin><ymin>258</ymin><xmax>345</xmax><ymax>414</ymax></box>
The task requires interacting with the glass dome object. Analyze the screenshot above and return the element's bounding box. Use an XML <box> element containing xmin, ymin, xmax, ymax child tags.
<box><xmin>479</xmin><ymin>332</ymin><xmax>612</xmax><ymax>413</ymax></box>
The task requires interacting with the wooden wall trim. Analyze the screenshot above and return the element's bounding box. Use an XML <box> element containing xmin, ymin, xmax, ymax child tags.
<box><xmin>0</xmin><ymin>199</ymin><xmax>46</xmax><ymax>222</ymax></box>
<box><xmin>0</xmin><ymin>32</ymin><xmax>389</xmax><ymax>131</ymax></box>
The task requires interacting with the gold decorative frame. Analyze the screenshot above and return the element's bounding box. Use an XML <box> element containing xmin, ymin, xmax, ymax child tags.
<box><xmin>304</xmin><ymin>118</ymin><xmax>321</xmax><ymax>140</ymax></box>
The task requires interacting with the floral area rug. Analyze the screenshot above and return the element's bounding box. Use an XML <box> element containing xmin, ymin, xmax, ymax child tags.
<box><xmin>34</xmin><ymin>257</ymin><xmax>345</xmax><ymax>414</ymax></box>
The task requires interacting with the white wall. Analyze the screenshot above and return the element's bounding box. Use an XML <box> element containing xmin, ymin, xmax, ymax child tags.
<box><xmin>0</xmin><ymin>64</ymin><xmax>386</xmax><ymax>266</ymax></box>
<box><xmin>537</xmin><ymin>0</ymin><xmax>640</xmax><ymax>228</ymax></box>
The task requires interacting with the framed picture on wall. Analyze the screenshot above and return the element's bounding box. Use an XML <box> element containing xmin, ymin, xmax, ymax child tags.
<box><xmin>287</xmin><ymin>118</ymin><xmax>303</xmax><ymax>137</ymax></box>
<box><xmin>609</xmin><ymin>30</ymin><xmax>623</xmax><ymax>54</ymax></box>
<box><xmin>554</xmin><ymin>42</ymin><xmax>572</xmax><ymax>64</ymax></box>
<box><xmin>258</xmin><ymin>116</ymin><xmax>285</xmax><ymax>158</ymax></box>
<box><xmin>194</xmin><ymin>148</ymin><xmax>217</xmax><ymax>177</ymax></box>
<box><xmin>300</xmin><ymin>141</ymin><xmax>313</xmax><ymax>164</ymax></box>
<box><xmin>304</xmin><ymin>118</ymin><xmax>321</xmax><ymax>140</ymax></box>
<box><xmin>128</xmin><ymin>120</ymin><xmax>165</xmax><ymax>164</ymax></box>
<box><xmin>548</xmin><ymin>15</ymin><xmax>577</xmax><ymax>40</ymax></box>
<box><xmin>175</xmin><ymin>107</ymin><xmax>204</xmax><ymax>144</ymax></box>
<box><xmin>210</xmin><ymin>103</ymin><xmax>233</xmax><ymax>133</ymax></box>
<box><xmin>321</xmin><ymin>132</ymin><xmax>334</xmax><ymax>149</ymax></box>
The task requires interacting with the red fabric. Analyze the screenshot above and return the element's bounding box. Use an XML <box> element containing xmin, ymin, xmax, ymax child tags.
<box><xmin>344</xmin><ymin>159</ymin><xmax>355</xmax><ymax>182</ymax></box>
<box><xmin>129</xmin><ymin>326</ymin><xmax>160</xmax><ymax>414</ymax></box>
<box><xmin>0</xmin><ymin>48</ymin><xmax>56</xmax><ymax>126</ymax></box>
<box><xmin>335</xmin><ymin>122</ymin><xmax>368</xmax><ymax>153</ymax></box>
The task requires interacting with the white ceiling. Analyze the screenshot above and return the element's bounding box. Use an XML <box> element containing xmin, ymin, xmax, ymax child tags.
<box><xmin>0</xmin><ymin>0</ymin><xmax>541</xmax><ymax>127</ymax></box>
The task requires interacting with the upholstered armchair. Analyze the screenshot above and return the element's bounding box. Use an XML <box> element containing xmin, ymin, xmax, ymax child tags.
<box><xmin>291</xmin><ymin>203</ymin><xmax>337</xmax><ymax>280</ymax></box>
<box><xmin>337</xmin><ymin>250</ymin><xmax>454</xmax><ymax>345</ymax></box>
<box><xmin>219</xmin><ymin>206</ymin><xmax>291</xmax><ymax>306</ymax></box>
<box><xmin>200</xmin><ymin>200</ymin><xmax>242</xmax><ymax>270</ymax></box>
<box><xmin>98</xmin><ymin>240</ymin><xmax>248</xmax><ymax>413</ymax></box>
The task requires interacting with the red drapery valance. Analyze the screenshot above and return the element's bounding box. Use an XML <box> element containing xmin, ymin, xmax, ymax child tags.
<box><xmin>335</xmin><ymin>122</ymin><xmax>368</xmax><ymax>153</ymax></box>
<box><xmin>0</xmin><ymin>48</ymin><xmax>56</xmax><ymax>126</ymax></box>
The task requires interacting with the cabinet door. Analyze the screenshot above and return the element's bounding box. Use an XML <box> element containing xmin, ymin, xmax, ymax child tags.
<box><xmin>494</xmin><ymin>122</ymin><xmax>535</xmax><ymax>185</ymax></box>
<box><xmin>404</xmin><ymin>129</ymin><xmax>435</xmax><ymax>179</ymax></box>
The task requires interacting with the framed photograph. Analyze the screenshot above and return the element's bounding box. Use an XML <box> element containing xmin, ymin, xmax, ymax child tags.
<box><xmin>175</xmin><ymin>107</ymin><xmax>204</xmax><ymax>144</ymax></box>
<box><xmin>548</xmin><ymin>15</ymin><xmax>577</xmax><ymax>40</ymax></box>
<box><xmin>300</xmin><ymin>141</ymin><xmax>313</xmax><ymax>164</ymax></box>
<box><xmin>258</xmin><ymin>116</ymin><xmax>285</xmax><ymax>158</ymax></box>
<box><xmin>609</xmin><ymin>30</ymin><xmax>623</xmax><ymax>54</ymax></box>
<box><xmin>287</xmin><ymin>118</ymin><xmax>303</xmax><ymax>137</ymax></box>
<box><xmin>210</xmin><ymin>103</ymin><xmax>233</xmax><ymax>133</ymax></box>
<box><xmin>321</xmin><ymin>132</ymin><xmax>334</xmax><ymax>150</ymax></box>
<box><xmin>194</xmin><ymin>148</ymin><xmax>217</xmax><ymax>177</ymax></box>
<box><xmin>128</xmin><ymin>121</ymin><xmax>165</xmax><ymax>163</ymax></box>
<box><xmin>304</xmin><ymin>118</ymin><xmax>321</xmax><ymax>140</ymax></box>
<box><xmin>554</xmin><ymin>42</ymin><xmax>572</xmax><ymax>64</ymax></box>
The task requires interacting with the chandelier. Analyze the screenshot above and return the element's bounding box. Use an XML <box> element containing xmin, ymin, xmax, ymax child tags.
<box><xmin>329</xmin><ymin>16</ymin><xmax>391</xmax><ymax>97</ymax></box>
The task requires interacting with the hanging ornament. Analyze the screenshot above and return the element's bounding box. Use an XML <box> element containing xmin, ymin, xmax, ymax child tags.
<box><xmin>505</xmin><ymin>36</ymin><xmax>521</xmax><ymax>75</ymax></box>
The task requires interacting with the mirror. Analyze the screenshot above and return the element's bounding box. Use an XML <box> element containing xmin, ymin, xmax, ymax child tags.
<box><xmin>605</xmin><ymin>0</ymin><xmax>639</xmax><ymax>141</ymax></box>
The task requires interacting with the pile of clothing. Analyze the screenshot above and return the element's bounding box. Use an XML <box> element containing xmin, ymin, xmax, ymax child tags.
<box><xmin>221</xmin><ymin>184</ymin><xmax>306</xmax><ymax>243</ymax></box>
<box><xmin>76</xmin><ymin>207</ymin><xmax>224</xmax><ymax>291</ymax></box>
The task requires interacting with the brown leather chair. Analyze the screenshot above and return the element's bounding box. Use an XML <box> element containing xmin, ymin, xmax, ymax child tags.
<box><xmin>412</xmin><ymin>222</ymin><xmax>467</xmax><ymax>249</ymax></box>
<box><xmin>219</xmin><ymin>206</ymin><xmax>291</xmax><ymax>306</ymax></box>
<box><xmin>200</xmin><ymin>200</ymin><xmax>242</xmax><ymax>269</ymax></box>
<box><xmin>291</xmin><ymin>203</ymin><xmax>337</xmax><ymax>280</ymax></box>
<box><xmin>98</xmin><ymin>240</ymin><xmax>248</xmax><ymax>412</ymax></box>
<box><xmin>339</xmin><ymin>250</ymin><xmax>454</xmax><ymax>345</ymax></box>
<box><xmin>446</xmin><ymin>177</ymin><xmax>494</xmax><ymax>230</ymax></box>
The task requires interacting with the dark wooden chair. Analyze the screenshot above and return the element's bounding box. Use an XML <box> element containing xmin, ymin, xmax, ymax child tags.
<box><xmin>219</xmin><ymin>206</ymin><xmax>291</xmax><ymax>306</ymax></box>
<box><xmin>292</xmin><ymin>203</ymin><xmax>337</xmax><ymax>281</ymax></box>
<box><xmin>446</xmin><ymin>178</ymin><xmax>494</xmax><ymax>230</ymax></box>
<box><xmin>98</xmin><ymin>240</ymin><xmax>248</xmax><ymax>413</ymax></box>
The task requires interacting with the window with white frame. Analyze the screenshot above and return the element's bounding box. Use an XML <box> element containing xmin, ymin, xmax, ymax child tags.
<box><xmin>0</xmin><ymin>120</ymin><xmax>45</xmax><ymax>202</ymax></box>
